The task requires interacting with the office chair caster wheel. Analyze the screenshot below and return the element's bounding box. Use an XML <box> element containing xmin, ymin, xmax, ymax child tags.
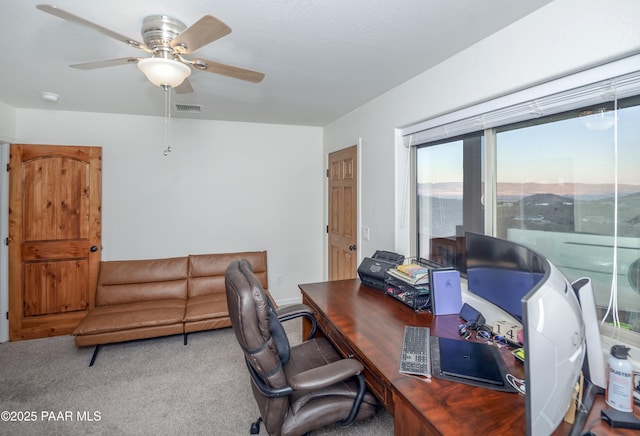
<box><xmin>250</xmin><ymin>417</ymin><xmax>262</xmax><ymax>434</ymax></box>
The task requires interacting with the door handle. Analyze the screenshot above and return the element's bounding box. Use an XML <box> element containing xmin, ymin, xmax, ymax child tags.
<box><xmin>90</xmin><ymin>245</ymin><xmax>99</xmax><ymax>252</ymax></box>
<box><xmin>348</xmin><ymin>245</ymin><xmax>357</xmax><ymax>251</ymax></box>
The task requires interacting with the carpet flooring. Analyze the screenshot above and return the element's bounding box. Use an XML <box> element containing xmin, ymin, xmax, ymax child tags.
<box><xmin>0</xmin><ymin>318</ymin><xmax>393</xmax><ymax>435</ymax></box>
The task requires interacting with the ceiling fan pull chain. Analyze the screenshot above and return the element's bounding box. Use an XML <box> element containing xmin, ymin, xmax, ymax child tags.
<box><xmin>163</xmin><ymin>85</ymin><xmax>173</xmax><ymax>156</ymax></box>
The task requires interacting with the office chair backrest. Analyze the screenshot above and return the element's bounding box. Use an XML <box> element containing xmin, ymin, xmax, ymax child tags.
<box><xmin>225</xmin><ymin>259</ymin><xmax>289</xmax><ymax>432</ymax></box>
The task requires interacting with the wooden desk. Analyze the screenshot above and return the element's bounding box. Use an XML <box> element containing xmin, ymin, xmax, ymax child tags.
<box><xmin>299</xmin><ymin>279</ymin><xmax>640</xmax><ymax>436</ymax></box>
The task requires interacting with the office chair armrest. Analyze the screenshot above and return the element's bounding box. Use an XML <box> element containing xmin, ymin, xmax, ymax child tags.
<box><xmin>276</xmin><ymin>303</ymin><xmax>313</xmax><ymax>319</ymax></box>
<box><xmin>246</xmin><ymin>360</ymin><xmax>294</xmax><ymax>398</ymax></box>
<box><xmin>289</xmin><ymin>358</ymin><xmax>364</xmax><ymax>391</ymax></box>
<box><xmin>277</xmin><ymin>304</ymin><xmax>317</xmax><ymax>339</ymax></box>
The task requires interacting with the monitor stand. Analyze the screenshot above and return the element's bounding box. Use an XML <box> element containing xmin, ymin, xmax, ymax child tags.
<box><xmin>568</xmin><ymin>380</ymin><xmax>605</xmax><ymax>436</ymax></box>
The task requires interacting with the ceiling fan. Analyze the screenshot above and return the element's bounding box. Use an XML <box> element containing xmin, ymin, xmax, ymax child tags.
<box><xmin>36</xmin><ymin>4</ymin><xmax>265</xmax><ymax>94</ymax></box>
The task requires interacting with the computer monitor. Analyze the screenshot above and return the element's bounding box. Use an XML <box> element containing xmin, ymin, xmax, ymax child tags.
<box><xmin>567</xmin><ymin>277</ymin><xmax>606</xmax><ymax>436</ymax></box>
<box><xmin>464</xmin><ymin>232</ymin><xmax>586</xmax><ymax>435</ymax></box>
<box><xmin>522</xmin><ymin>255</ymin><xmax>586</xmax><ymax>435</ymax></box>
<box><xmin>465</xmin><ymin>232</ymin><xmax>545</xmax><ymax>321</ymax></box>
<box><xmin>572</xmin><ymin>277</ymin><xmax>606</xmax><ymax>390</ymax></box>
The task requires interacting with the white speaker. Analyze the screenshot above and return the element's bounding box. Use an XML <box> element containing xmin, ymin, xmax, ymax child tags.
<box><xmin>572</xmin><ymin>277</ymin><xmax>606</xmax><ymax>389</ymax></box>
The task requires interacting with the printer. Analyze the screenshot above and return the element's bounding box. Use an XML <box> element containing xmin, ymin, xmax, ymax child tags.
<box><xmin>357</xmin><ymin>250</ymin><xmax>404</xmax><ymax>291</ymax></box>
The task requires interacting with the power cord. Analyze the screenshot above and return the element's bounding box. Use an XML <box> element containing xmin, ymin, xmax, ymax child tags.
<box><xmin>581</xmin><ymin>417</ymin><xmax>601</xmax><ymax>436</ymax></box>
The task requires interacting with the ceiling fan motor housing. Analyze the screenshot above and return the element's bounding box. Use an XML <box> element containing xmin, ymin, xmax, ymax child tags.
<box><xmin>141</xmin><ymin>16</ymin><xmax>187</xmax><ymax>56</ymax></box>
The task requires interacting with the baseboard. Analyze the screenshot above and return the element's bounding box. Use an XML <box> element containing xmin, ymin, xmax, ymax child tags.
<box><xmin>276</xmin><ymin>296</ymin><xmax>302</xmax><ymax>307</ymax></box>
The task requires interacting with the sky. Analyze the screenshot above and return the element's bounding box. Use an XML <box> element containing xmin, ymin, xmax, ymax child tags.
<box><xmin>417</xmin><ymin>105</ymin><xmax>640</xmax><ymax>186</ymax></box>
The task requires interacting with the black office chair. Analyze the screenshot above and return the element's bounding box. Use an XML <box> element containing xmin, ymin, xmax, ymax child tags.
<box><xmin>225</xmin><ymin>259</ymin><xmax>378</xmax><ymax>435</ymax></box>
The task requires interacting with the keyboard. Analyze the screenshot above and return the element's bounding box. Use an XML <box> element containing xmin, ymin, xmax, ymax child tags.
<box><xmin>399</xmin><ymin>326</ymin><xmax>432</xmax><ymax>378</ymax></box>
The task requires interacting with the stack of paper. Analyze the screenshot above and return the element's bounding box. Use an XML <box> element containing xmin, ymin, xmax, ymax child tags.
<box><xmin>387</xmin><ymin>265</ymin><xmax>430</xmax><ymax>286</ymax></box>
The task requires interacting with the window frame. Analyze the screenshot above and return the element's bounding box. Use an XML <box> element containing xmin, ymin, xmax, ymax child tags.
<box><xmin>415</xmin><ymin>132</ymin><xmax>485</xmax><ymax>267</ymax></box>
<box><xmin>405</xmin><ymin>55</ymin><xmax>640</xmax><ymax>360</ymax></box>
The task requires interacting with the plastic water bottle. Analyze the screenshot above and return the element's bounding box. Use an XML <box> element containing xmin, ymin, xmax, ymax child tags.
<box><xmin>606</xmin><ymin>345</ymin><xmax>634</xmax><ymax>412</ymax></box>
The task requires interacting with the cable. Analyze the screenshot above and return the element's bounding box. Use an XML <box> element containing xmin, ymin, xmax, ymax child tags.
<box><xmin>582</xmin><ymin>417</ymin><xmax>602</xmax><ymax>436</ymax></box>
<box><xmin>506</xmin><ymin>373</ymin><xmax>526</xmax><ymax>395</ymax></box>
<box><xmin>601</xmin><ymin>92</ymin><xmax>620</xmax><ymax>328</ymax></box>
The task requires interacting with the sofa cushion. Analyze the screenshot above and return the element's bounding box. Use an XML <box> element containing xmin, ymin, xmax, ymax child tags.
<box><xmin>184</xmin><ymin>294</ymin><xmax>228</xmax><ymax>322</ymax></box>
<box><xmin>73</xmin><ymin>299</ymin><xmax>186</xmax><ymax>335</ymax></box>
<box><xmin>188</xmin><ymin>251</ymin><xmax>268</xmax><ymax>298</ymax></box>
<box><xmin>96</xmin><ymin>257</ymin><xmax>188</xmax><ymax>306</ymax></box>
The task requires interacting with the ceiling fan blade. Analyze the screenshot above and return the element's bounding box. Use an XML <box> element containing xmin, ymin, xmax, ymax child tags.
<box><xmin>174</xmin><ymin>79</ymin><xmax>194</xmax><ymax>94</ymax></box>
<box><xmin>36</xmin><ymin>4</ymin><xmax>148</xmax><ymax>51</ymax></box>
<box><xmin>191</xmin><ymin>58</ymin><xmax>265</xmax><ymax>83</ymax></box>
<box><xmin>70</xmin><ymin>57</ymin><xmax>140</xmax><ymax>70</ymax></box>
<box><xmin>171</xmin><ymin>15</ymin><xmax>231</xmax><ymax>54</ymax></box>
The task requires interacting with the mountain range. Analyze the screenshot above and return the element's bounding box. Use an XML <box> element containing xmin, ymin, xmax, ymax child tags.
<box><xmin>418</xmin><ymin>182</ymin><xmax>640</xmax><ymax>200</ymax></box>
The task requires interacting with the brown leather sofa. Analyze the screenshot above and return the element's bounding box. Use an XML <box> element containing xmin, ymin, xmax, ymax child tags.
<box><xmin>73</xmin><ymin>251</ymin><xmax>269</xmax><ymax>365</ymax></box>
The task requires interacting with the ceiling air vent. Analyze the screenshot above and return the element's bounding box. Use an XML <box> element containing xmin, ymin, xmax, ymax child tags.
<box><xmin>175</xmin><ymin>104</ymin><xmax>202</xmax><ymax>113</ymax></box>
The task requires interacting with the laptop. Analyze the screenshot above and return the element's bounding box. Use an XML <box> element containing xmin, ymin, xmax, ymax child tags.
<box><xmin>435</xmin><ymin>337</ymin><xmax>504</xmax><ymax>386</ymax></box>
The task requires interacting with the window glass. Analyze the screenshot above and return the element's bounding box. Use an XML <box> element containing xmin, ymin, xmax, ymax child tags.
<box><xmin>495</xmin><ymin>99</ymin><xmax>640</xmax><ymax>331</ymax></box>
<box><xmin>416</xmin><ymin>134</ymin><xmax>484</xmax><ymax>268</ymax></box>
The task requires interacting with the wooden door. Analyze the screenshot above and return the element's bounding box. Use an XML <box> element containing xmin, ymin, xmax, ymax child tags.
<box><xmin>8</xmin><ymin>144</ymin><xmax>102</xmax><ymax>341</ymax></box>
<box><xmin>328</xmin><ymin>145</ymin><xmax>358</xmax><ymax>280</ymax></box>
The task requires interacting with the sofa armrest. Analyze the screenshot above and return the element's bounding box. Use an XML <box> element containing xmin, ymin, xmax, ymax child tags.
<box><xmin>288</xmin><ymin>358</ymin><xmax>364</xmax><ymax>391</ymax></box>
<box><xmin>276</xmin><ymin>304</ymin><xmax>317</xmax><ymax>339</ymax></box>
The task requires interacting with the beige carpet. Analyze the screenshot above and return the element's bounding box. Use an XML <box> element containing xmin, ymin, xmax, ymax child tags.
<box><xmin>0</xmin><ymin>318</ymin><xmax>393</xmax><ymax>435</ymax></box>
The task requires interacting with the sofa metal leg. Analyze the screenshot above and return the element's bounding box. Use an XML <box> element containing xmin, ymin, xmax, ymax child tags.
<box><xmin>89</xmin><ymin>344</ymin><xmax>101</xmax><ymax>367</ymax></box>
<box><xmin>183</xmin><ymin>332</ymin><xmax>188</xmax><ymax>345</ymax></box>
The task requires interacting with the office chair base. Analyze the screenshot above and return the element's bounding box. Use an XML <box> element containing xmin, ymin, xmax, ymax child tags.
<box><xmin>250</xmin><ymin>417</ymin><xmax>262</xmax><ymax>434</ymax></box>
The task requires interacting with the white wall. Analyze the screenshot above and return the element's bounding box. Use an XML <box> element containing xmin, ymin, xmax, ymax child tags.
<box><xmin>10</xmin><ymin>109</ymin><xmax>324</xmax><ymax>304</ymax></box>
<box><xmin>0</xmin><ymin>101</ymin><xmax>16</xmax><ymax>142</ymax></box>
<box><xmin>323</xmin><ymin>0</ymin><xmax>640</xmax><ymax>260</ymax></box>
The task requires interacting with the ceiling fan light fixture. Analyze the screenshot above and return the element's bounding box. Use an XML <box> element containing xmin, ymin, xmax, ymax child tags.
<box><xmin>137</xmin><ymin>57</ymin><xmax>191</xmax><ymax>87</ymax></box>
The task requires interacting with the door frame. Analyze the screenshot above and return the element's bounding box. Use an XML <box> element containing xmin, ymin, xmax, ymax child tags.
<box><xmin>325</xmin><ymin>139</ymin><xmax>361</xmax><ymax>280</ymax></box>
<box><xmin>0</xmin><ymin>143</ymin><xmax>9</xmax><ymax>342</ymax></box>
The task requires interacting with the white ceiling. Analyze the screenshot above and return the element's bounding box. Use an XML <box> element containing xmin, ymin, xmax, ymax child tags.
<box><xmin>1</xmin><ymin>0</ymin><xmax>553</xmax><ymax>126</ymax></box>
